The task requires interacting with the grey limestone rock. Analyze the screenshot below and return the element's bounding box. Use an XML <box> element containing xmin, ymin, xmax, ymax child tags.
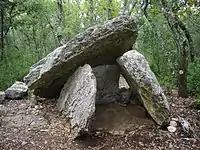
<box><xmin>179</xmin><ymin>117</ymin><xmax>196</xmax><ymax>138</ymax></box>
<box><xmin>117</xmin><ymin>50</ymin><xmax>170</xmax><ymax>126</ymax></box>
<box><xmin>93</xmin><ymin>65</ymin><xmax>120</xmax><ymax>104</ymax></box>
<box><xmin>0</xmin><ymin>91</ymin><xmax>5</xmax><ymax>104</ymax></box>
<box><xmin>24</xmin><ymin>15</ymin><xmax>137</xmax><ymax>98</ymax></box>
<box><xmin>5</xmin><ymin>81</ymin><xmax>28</xmax><ymax>100</ymax></box>
<box><xmin>57</xmin><ymin>64</ymin><xmax>97</xmax><ymax>139</ymax></box>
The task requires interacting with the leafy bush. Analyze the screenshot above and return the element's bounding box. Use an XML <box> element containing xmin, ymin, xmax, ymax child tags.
<box><xmin>0</xmin><ymin>47</ymin><xmax>38</xmax><ymax>90</ymax></box>
<box><xmin>188</xmin><ymin>59</ymin><xmax>200</xmax><ymax>96</ymax></box>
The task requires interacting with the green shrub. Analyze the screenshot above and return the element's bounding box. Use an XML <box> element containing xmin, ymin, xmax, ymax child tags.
<box><xmin>188</xmin><ymin>59</ymin><xmax>200</xmax><ymax>96</ymax></box>
<box><xmin>0</xmin><ymin>46</ymin><xmax>50</xmax><ymax>91</ymax></box>
<box><xmin>0</xmin><ymin>49</ymin><xmax>36</xmax><ymax>90</ymax></box>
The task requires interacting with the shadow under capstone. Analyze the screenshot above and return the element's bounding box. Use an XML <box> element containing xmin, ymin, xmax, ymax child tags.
<box><xmin>92</xmin><ymin>102</ymin><xmax>155</xmax><ymax>136</ymax></box>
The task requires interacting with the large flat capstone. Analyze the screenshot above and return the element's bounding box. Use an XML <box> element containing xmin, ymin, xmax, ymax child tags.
<box><xmin>57</xmin><ymin>64</ymin><xmax>97</xmax><ymax>139</ymax></box>
<box><xmin>117</xmin><ymin>50</ymin><xmax>170</xmax><ymax>126</ymax></box>
<box><xmin>24</xmin><ymin>15</ymin><xmax>137</xmax><ymax>98</ymax></box>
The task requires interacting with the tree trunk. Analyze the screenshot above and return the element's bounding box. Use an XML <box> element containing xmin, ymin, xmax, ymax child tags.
<box><xmin>119</xmin><ymin>0</ymin><xmax>137</xmax><ymax>15</ymax></box>
<box><xmin>161</xmin><ymin>0</ymin><xmax>192</xmax><ymax>98</ymax></box>
<box><xmin>178</xmin><ymin>42</ymin><xmax>188</xmax><ymax>98</ymax></box>
<box><xmin>89</xmin><ymin>0</ymin><xmax>95</xmax><ymax>25</ymax></box>
<box><xmin>45</xmin><ymin>16</ymin><xmax>59</xmax><ymax>46</ymax></box>
<box><xmin>0</xmin><ymin>2</ymin><xmax>15</xmax><ymax>60</ymax></box>
<box><xmin>0</xmin><ymin>8</ymin><xmax>4</xmax><ymax>60</ymax></box>
<box><xmin>57</xmin><ymin>0</ymin><xmax>63</xmax><ymax>45</ymax></box>
<box><xmin>32</xmin><ymin>25</ymin><xmax>38</xmax><ymax>52</ymax></box>
<box><xmin>143</xmin><ymin>0</ymin><xmax>165</xmax><ymax>74</ymax></box>
<box><xmin>107</xmin><ymin>0</ymin><xmax>113</xmax><ymax>20</ymax></box>
<box><xmin>119</xmin><ymin>0</ymin><xmax>128</xmax><ymax>15</ymax></box>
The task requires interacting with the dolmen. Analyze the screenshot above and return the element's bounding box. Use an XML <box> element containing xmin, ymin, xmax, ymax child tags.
<box><xmin>24</xmin><ymin>15</ymin><xmax>170</xmax><ymax>139</ymax></box>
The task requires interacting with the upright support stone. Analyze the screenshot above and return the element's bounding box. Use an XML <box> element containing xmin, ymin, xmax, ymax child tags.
<box><xmin>57</xmin><ymin>64</ymin><xmax>97</xmax><ymax>139</ymax></box>
<box><xmin>93</xmin><ymin>65</ymin><xmax>120</xmax><ymax>104</ymax></box>
<box><xmin>117</xmin><ymin>50</ymin><xmax>170</xmax><ymax>126</ymax></box>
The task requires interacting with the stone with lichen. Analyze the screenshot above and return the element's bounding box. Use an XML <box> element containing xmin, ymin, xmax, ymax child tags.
<box><xmin>24</xmin><ymin>15</ymin><xmax>137</xmax><ymax>98</ymax></box>
<box><xmin>117</xmin><ymin>50</ymin><xmax>170</xmax><ymax>126</ymax></box>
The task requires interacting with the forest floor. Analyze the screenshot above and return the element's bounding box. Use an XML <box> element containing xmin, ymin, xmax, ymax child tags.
<box><xmin>0</xmin><ymin>90</ymin><xmax>200</xmax><ymax>150</ymax></box>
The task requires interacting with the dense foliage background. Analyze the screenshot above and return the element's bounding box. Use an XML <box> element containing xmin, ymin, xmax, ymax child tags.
<box><xmin>0</xmin><ymin>0</ymin><xmax>200</xmax><ymax>99</ymax></box>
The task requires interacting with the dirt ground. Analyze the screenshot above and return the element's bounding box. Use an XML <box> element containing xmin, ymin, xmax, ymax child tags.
<box><xmin>0</xmin><ymin>91</ymin><xmax>200</xmax><ymax>150</ymax></box>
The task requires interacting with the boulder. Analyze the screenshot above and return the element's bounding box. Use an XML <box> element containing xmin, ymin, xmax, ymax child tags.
<box><xmin>117</xmin><ymin>50</ymin><xmax>170</xmax><ymax>126</ymax></box>
<box><xmin>57</xmin><ymin>64</ymin><xmax>97</xmax><ymax>139</ymax></box>
<box><xmin>24</xmin><ymin>15</ymin><xmax>137</xmax><ymax>98</ymax></box>
<box><xmin>179</xmin><ymin>117</ymin><xmax>196</xmax><ymax>138</ymax></box>
<box><xmin>5</xmin><ymin>81</ymin><xmax>28</xmax><ymax>100</ymax></box>
<box><xmin>93</xmin><ymin>65</ymin><xmax>120</xmax><ymax>104</ymax></box>
<box><xmin>0</xmin><ymin>91</ymin><xmax>5</xmax><ymax>104</ymax></box>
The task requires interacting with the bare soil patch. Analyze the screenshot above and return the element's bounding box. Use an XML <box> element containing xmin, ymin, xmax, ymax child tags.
<box><xmin>0</xmin><ymin>92</ymin><xmax>200</xmax><ymax>150</ymax></box>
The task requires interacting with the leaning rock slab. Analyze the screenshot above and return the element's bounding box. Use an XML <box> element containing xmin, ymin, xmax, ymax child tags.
<box><xmin>24</xmin><ymin>15</ymin><xmax>137</xmax><ymax>98</ymax></box>
<box><xmin>0</xmin><ymin>91</ymin><xmax>5</xmax><ymax>104</ymax></box>
<box><xmin>57</xmin><ymin>64</ymin><xmax>97</xmax><ymax>139</ymax></box>
<box><xmin>5</xmin><ymin>81</ymin><xmax>28</xmax><ymax>100</ymax></box>
<box><xmin>93</xmin><ymin>65</ymin><xmax>120</xmax><ymax>104</ymax></box>
<box><xmin>117</xmin><ymin>50</ymin><xmax>170</xmax><ymax>126</ymax></box>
